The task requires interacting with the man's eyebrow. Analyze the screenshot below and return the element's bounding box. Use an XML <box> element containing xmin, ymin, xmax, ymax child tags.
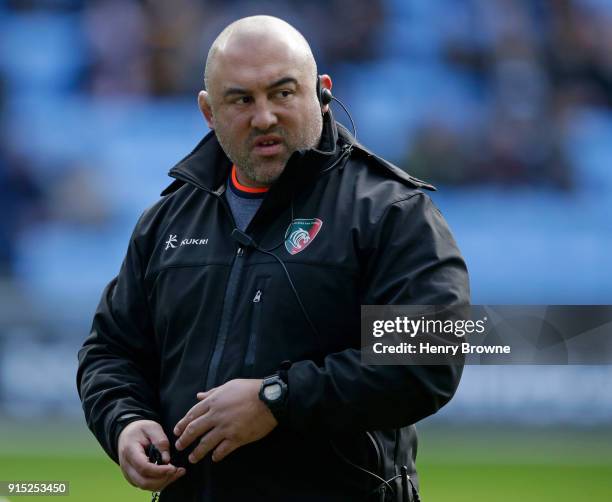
<box><xmin>223</xmin><ymin>86</ymin><xmax>249</xmax><ymax>98</ymax></box>
<box><xmin>222</xmin><ymin>77</ymin><xmax>298</xmax><ymax>98</ymax></box>
<box><xmin>266</xmin><ymin>77</ymin><xmax>298</xmax><ymax>89</ymax></box>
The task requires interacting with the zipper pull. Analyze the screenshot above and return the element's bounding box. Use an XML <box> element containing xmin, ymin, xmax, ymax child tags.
<box><xmin>237</xmin><ymin>246</ymin><xmax>244</xmax><ymax>256</ymax></box>
<box><xmin>253</xmin><ymin>290</ymin><xmax>262</xmax><ymax>303</ymax></box>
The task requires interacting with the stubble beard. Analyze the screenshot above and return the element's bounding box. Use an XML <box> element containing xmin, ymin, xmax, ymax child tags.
<box><xmin>214</xmin><ymin>112</ymin><xmax>323</xmax><ymax>186</ymax></box>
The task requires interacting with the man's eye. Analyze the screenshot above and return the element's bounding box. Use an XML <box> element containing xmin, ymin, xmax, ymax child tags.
<box><xmin>277</xmin><ymin>90</ymin><xmax>293</xmax><ymax>99</ymax></box>
<box><xmin>236</xmin><ymin>96</ymin><xmax>252</xmax><ymax>104</ymax></box>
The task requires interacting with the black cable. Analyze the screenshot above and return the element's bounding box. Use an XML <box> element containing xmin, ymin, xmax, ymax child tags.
<box><xmin>365</xmin><ymin>474</ymin><xmax>402</xmax><ymax>499</ymax></box>
<box><xmin>331</xmin><ymin>96</ymin><xmax>357</xmax><ymax>141</ymax></box>
<box><xmin>255</xmin><ymin>198</ymin><xmax>294</xmax><ymax>253</ymax></box>
<box><xmin>329</xmin><ymin>440</ymin><xmax>396</xmax><ymax>498</ymax></box>
<box><xmin>400</xmin><ymin>466</ymin><xmax>410</xmax><ymax>502</ymax></box>
<box><xmin>319</xmin><ymin>143</ymin><xmax>353</xmax><ymax>175</ymax></box>
<box><xmin>366</xmin><ymin>431</ymin><xmax>383</xmax><ymax>472</ymax></box>
<box><xmin>255</xmin><ymin>246</ymin><xmax>321</xmax><ymax>342</ymax></box>
<box><xmin>408</xmin><ymin>477</ymin><xmax>421</xmax><ymax>502</ymax></box>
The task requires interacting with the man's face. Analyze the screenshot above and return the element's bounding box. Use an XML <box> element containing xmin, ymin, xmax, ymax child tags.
<box><xmin>203</xmin><ymin>38</ymin><xmax>323</xmax><ymax>186</ymax></box>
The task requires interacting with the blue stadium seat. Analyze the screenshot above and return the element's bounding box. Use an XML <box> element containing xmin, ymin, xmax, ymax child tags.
<box><xmin>0</xmin><ymin>12</ymin><xmax>86</xmax><ymax>95</ymax></box>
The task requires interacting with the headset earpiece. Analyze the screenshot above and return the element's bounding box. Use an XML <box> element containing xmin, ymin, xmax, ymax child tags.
<box><xmin>320</xmin><ymin>87</ymin><xmax>333</xmax><ymax>106</ymax></box>
<box><xmin>316</xmin><ymin>75</ymin><xmax>357</xmax><ymax>140</ymax></box>
<box><xmin>317</xmin><ymin>76</ymin><xmax>333</xmax><ymax>106</ymax></box>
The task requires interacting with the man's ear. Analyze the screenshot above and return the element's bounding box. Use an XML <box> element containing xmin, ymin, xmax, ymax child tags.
<box><xmin>319</xmin><ymin>74</ymin><xmax>332</xmax><ymax>114</ymax></box>
<box><xmin>198</xmin><ymin>90</ymin><xmax>214</xmax><ymax>130</ymax></box>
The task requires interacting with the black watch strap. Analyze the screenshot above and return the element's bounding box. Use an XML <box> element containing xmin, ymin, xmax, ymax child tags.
<box><xmin>259</xmin><ymin>372</ymin><xmax>289</xmax><ymax>423</ymax></box>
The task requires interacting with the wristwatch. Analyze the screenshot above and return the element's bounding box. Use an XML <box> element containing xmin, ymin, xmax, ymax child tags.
<box><xmin>258</xmin><ymin>374</ymin><xmax>288</xmax><ymax>422</ymax></box>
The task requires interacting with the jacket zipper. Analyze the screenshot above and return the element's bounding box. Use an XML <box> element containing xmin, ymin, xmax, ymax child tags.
<box><xmin>243</xmin><ymin>288</ymin><xmax>262</xmax><ymax>376</ymax></box>
<box><xmin>204</xmin><ymin>244</ymin><xmax>246</xmax><ymax>389</ymax></box>
<box><xmin>243</xmin><ymin>279</ymin><xmax>269</xmax><ymax>376</ymax></box>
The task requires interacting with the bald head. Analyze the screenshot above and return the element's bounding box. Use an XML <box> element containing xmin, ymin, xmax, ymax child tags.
<box><xmin>204</xmin><ymin>16</ymin><xmax>317</xmax><ymax>92</ymax></box>
<box><xmin>197</xmin><ymin>16</ymin><xmax>332</xmax><ymax>188</ymax></box>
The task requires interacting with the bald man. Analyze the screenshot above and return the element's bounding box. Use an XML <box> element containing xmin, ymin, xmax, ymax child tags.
<box><xmin>78</xmin><ymin>15</ymin><xmax>469</xmax><ymax>502</ymax></box>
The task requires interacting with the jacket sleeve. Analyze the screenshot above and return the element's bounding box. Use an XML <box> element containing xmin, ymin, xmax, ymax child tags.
<box><xmin>76</xmin><ymin>214</ymin><xmax>161</xmax><ymax>462</ymax></box>
<box><xmin>285</xmin><ymin>192</ymin><xmax>469</xmax><ymax>434</ymax></box>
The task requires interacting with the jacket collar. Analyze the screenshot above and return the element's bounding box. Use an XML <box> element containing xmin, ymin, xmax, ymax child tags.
<box><xmin>162</xmin><ymin>109</ymin><xmax>341</xmax><ymax>197</ymax></box>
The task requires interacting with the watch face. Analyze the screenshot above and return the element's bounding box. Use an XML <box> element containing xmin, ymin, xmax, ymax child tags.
<box><xmin>263</xmin><ymin>382</ymin><xmax>282</xmax><ymax>402</ymax></box>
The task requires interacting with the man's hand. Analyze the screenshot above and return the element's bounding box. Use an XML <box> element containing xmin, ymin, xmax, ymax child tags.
<box><xmin>118</xmin><ymin>420</ymin><xmax>186</xmax><ymax>491</ymax></box>
<box><xmin>173</xmin><ymin>379</ymin><xmax>277</xmax><ymax>463</ymax></box>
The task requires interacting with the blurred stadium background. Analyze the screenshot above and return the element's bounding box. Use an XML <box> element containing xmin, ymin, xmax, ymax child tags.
<box><xmin>0</xmin><ymin>0</ymin><xmax>611</xmax><ymax>500</ymax></box>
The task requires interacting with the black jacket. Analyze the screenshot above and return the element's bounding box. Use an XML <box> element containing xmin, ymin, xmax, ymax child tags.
<box><xmin>77</xmin><ymin>111</ymin><xmax>469</xmax><ymax>501</ymax></box>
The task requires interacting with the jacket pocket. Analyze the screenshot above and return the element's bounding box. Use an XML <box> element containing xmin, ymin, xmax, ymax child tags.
<box><xmin>243</xmin><ymin>276</ymin><xmax>270</xmax><ymax>377</ymax></box>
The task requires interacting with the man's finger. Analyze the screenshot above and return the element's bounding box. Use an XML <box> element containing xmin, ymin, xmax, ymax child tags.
<box><xmin>196</xmin><ymin>387</ymin><xmax>215</xmax><ymax>400</ymax></box>
<box><xmin>127</xmin><ymin>443</ymin><xmax>177</xmax><ymax>478</ymax></box>
<box><xmin>121</xmin><ymin>463</ymin><xmax>141</xmax><ymax>488</ymax></box>
<box><xmin>174</xmin><ymin>398</ymin><xmax>211</xmax><ymax>436</ymax></box>
<box><xmin>139</xmin><ymin>461</ymin><xmax>178</xmax><ymax>479</ymax></box>
<box><xmin>124</xmin><ymin>463</ymin><xmax>173</xmax><ymax>491</ymax></box>
<box><xmin>175</xmin><ymin>411</ymin><xmax>215</xmax><ymax>451</ymax></box>
<box><xmin>188</xmin><ymin>428</ymin><xmax>224</xmax><ymax>464</ymax></box>
<box><xmin>212</xmin><ymin>439</ymin><xmax>239</xmax><ymax>462</ymax></box>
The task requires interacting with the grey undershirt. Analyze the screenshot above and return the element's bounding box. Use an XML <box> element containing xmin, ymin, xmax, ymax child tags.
<box><xmin>224</xmin><ymin>178</ymin><xmax>265</xmax><ymax>231</ymax></box>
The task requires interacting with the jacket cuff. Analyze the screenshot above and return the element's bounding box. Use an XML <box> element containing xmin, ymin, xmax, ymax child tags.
<box><xmin>278</xmin><ymin>360</ymin><xmax>291</xmax><ymax>385</ymax></box>
<box><xmin>270</xmin><ymin>360</ymin><xmax>292</xmax><ymax>425</ymax></box>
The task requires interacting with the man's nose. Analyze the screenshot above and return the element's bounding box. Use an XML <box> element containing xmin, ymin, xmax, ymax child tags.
<box><xmin>250</xmin><ymin>100</ymin><xmax>278</xmax><ymax>130</ymax></box>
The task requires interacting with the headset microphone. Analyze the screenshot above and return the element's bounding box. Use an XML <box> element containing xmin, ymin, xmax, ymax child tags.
<box><xmin>231</xmin><ymin>228</ymin><xmax>256</xmax><ymax>248</ymax></box>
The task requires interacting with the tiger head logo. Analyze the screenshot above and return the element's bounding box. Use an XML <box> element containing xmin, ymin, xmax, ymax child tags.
<box><xmin>284</xmin><ymin>218</ymin><xmax>323</xmax><ymax>255</ymax></box>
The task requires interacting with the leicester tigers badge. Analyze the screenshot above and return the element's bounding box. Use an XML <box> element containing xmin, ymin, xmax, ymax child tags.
<box><xmin>284</xmin><ymin>218</ymin><xmax>323</xmax><ymax>255</ymax></box>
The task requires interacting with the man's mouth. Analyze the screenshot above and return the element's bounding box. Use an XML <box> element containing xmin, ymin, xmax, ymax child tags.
<box><xmin>252</xmin><ymin>135</ymin><xmax>284</xmax><ymax>156</ymax></box>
